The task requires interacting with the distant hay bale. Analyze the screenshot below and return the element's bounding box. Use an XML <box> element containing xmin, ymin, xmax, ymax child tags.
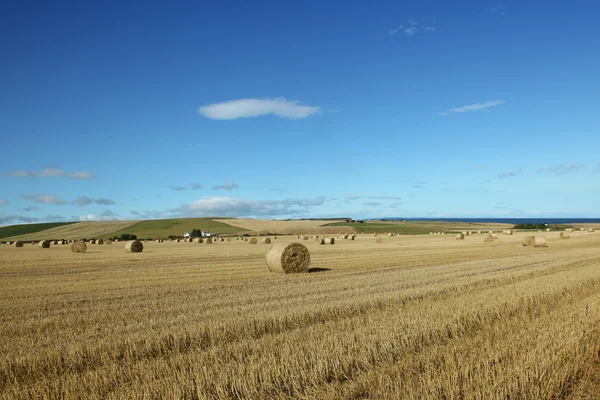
<box><xmin>220</xmin><ymin>238</ymin><xmax>225</xmax><ymax>242</ymax></box>
<box><xmin>205</xmin><ymin>238</ymin><xmax>213</xmax><ymax>244</ymax></box>
<box><xmin>303</xmin><ymin>236</ymin><xmax>309</xmax><ymax>240</ymax></box>
<box><xmin>263</xmin><ymin>238</ymin><xmax>271</xmax><ymax>244</ymax></box>
<box><xmin>388</xmin><ymin>233</ymin><xmax>393</xmax><ymax>237</ymax></box>
<box><xmin>484</xmin><ymin>235</ymin><xmax>495</xmax><ymax>243</ymax></box>
<box><xmin>14</xmin><ymin>241</ymin><xmax>23</xmax><ymax>248</ymax></box>
<box><xmin>580</xmin><ymin>228</ymin><xmax>586</xmax><ymax>231</ymax></box>
<box><xmin>546</xmin><ymin>228</ymin><xmax>550</xmax><ymax>232</ymax></box>
<box><xmin>376</xmin><ymin>237</ymin><xmax>383</xmax><ymax>243</ymax></box>
<box><xmin>296</xmin><ymin>235</ymin><xmax>300</xmax><ymax>239</ymax></box>
<box><xmin>491</xmin><ymin>234</ymin><xmax>499</xmax><ymax>239</ymax></box>
<box><xmin>566</xmin><ymin>228</ymin><xmax>574</xmax><ymax>232</ymax></box>
<box><xmin>71</xmin><ymin>241</ymin><xmax>87</xmax><ymax>253</ymax></box>
<box><xmin>461</xmin><ymin>232</ymin><xmax>467</xmax><ymax>236</ymax></box>
<box><xmin>429</xmin><ymin>232</ymin><xmax>433</xmax><ymax>235</ymax></box>
<box><xmin>39</xmin><ymin>240</ymin><xmax>51</xmax><ymax>249</ymax></box>
<box><xmin>559</xmin><ymin>232</ymin><xmax>570</xmax><ymax>239</ymax></box>
<box><xmin>273</xmin><ymin>236</ymin><xmax>277</xmax><ymax>240</ymax></box>
<box><xmin>374</xmin><ymin>233</ymin><xmax>378</xmax><ymax>237</ymax></box>
<box><xmin>456</xmin><ymin>233</ymin><xmax>465</xmax><ymax>240</ymax></box>
<box><xmin>194</xmin><ymin>238</ymin><xmax>203</xmax><ymax>243</ymax></box>
<box><xmin>125</xmin><ymin>240</ymin><xmax>143</xmax><ymax>253</ymax></box>
<box><xmin>266</xmin><ymin>242</ymin><xmax>311</xmax><ymax>273</ymax></box>
<box><xmin>105</xmin><ymin>240</ymin><xmax>112</xmax><ymax>245</ymax></box>
<box><xmin>506</xmin><ymin>230</ymin><xmax>513</xmax><ymax>235</ymax></box>
<box><xmin>325</xmin><ymin>238</ymin><xmax>335</xmax><ymax>245</ymax></box>
<box><xmin>226</xmin><ymin>238</ymin><xmax>231</xmax><ymax>242</ymax></box>
<box><xmin>176</xmin><ymin>239</ymin><xmax>180</xmax><ymax>242</ymax></box>
<box><xmin>249</xmin><ymin>238</ymin><xmax>257</xmax><ymax>244</ymax></box>
<box><xmin>343</xmin><ymin>234</ymin><xmax>348</xmax><ymax>239</ymax></box>
<box><xmin>244</xmin><ymin>238</ymin><xmax>249</xmax><ymax>241</ymax></box>
<box><xmin>477</xmin><ymin>231</ymin><xmax>482</xmax><ymax>234</ymax></box>
<box><xmin>349</xmin><ymin>235</ymin><xmax>355</xmax><ymax>240</ymax></box>
<box><xmin>52</xmin><ymin>241</ymin><xmax>58</xmax><ymax>245</ymax></box>
<box><xmin>115</xmin><ymin>239</ymin><xmax>119</xmax><ymax>242</ymax></box>
<box><xmin>533</xmin><ymin>236</ymin><xmax>547</xmax><ymax>247</ymax></box>
<box><xmin>89</xmin><ymin>240</ymin><xmax>96</xmax><ymax>245</ymax></box>
<box><xmin>522</xmin><ymin>236</ymin><xmax>535</xmax><ymax>247</ymax></box>
<box><xmin>588</xmin><ymin>228</ymin><xmax>595</xmax><ymax>232</ymax></box>
<box><xmin>97</xmin><ymin>239</ymin><xmax>104</xmax><ymax>245</ymax></box>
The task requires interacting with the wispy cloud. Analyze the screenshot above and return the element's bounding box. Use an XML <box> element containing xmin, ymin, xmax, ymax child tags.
<box><xmin>490</xmin><ymin>5</ymin><xmax>506</xmax><ymax>15</ymax></box>
<box><xmin>212</xmin><ymin>182</ymin><xmax>239</xmax><ymax>191</ymax></box>
<box><xmin>1</xmin><ymin>168</ymin><xmax>95</xmax><ymax>180</ymax></box>
<box><xmin>363</xmin><ymin>202</ymin><xmax>381</xmax><ymax>207</ymax></box>
<box><xmin>191</xmin><ymin>183</ymin><xmax>202</xmax><ymax>190</ymax></box>
<box><xmin>0</xmin><ymin>200</ymin><xmax>7</xmax><ymax>206</ymax></box>
<box><xmin>497</xmin><ymin>168</ymin><xmax>523</xmax><ymax>179</ymax></box>
<box><xmin>22</xmin><ymin>194</ymin><xmax>65</xmax><ymax>205</ymax></box>
<box><xmin>389</xmin><ymin>19</ymin><xmax>435</xmax><ymax>36</ymax></box>
<box><xmin>538</xmin><ymin>164</ymin><xmax>584</xmax><ymax>175</ymax></box>
<box><xmin>173</xmin><ymin>196</ymin><xmax>325</xmax><ymax>218</ymax></box>
<box><xmin>368</xmin><ymin>196</ymin><xmax>403</xmax><ymax>200</ymax></box>
<box><xmin>78</xmin><ymin>210</ymin><xmax>119</xmax><ymax>222</ymax></box>
<box><xmin>45</xmin><ymin>215</ymin><xmax>66</xmax><ymax>222</ymax></box>
<box><xmin>71</xmin><ymin>196</ymin><xmax>116</xmax><ymax>207</ymax></box>
<box><xmin>170</xmin><ymin>183</ymin><xmax>202</xmax><ymax>191</ymax></box>
<box><xmin>345</xmin><ymin>196</ymin><xmax>362</xmax><ymax>200</ymax></box>
<box><xmin>170</xmin><ymin>185</ymin><xmax>187</xmax><ymax>191</ymax></box>
<box><xmin>23</xmin><ymin>206</ymin><xmax>39</xmax><ymax>212</ymax></box>
<box><xmin>440</xmin><ymin>100</ymin><xmax>504</xmax><ymax>116</ymax></box>
<box><xmin>198</xmin><ymin>98</ymin><xmax>320</xmax><ymax>120</ymax></box>
<box><xmin>0</xmin><ymin>214</ymin><xmax>39</xmax><ymax>225</ymax></box>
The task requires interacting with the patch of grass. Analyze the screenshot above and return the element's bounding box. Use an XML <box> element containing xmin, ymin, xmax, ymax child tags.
<box><xmin>0</xmin><ymin>222</ymin><xmax>76</xmax><ymax>239</ymax></box>
<box><xmin>102</xmin><ymin>218</ymin><xmax>248</xmax><ymax>239</ymax></box>
<box><xmin>325</xmin><ymin>222</ymin><xmax>440</xmax><ymax>235</ymax></box>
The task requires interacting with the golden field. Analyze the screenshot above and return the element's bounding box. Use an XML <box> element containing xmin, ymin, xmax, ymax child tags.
<box><xmin>1</xmin><ymin>230</ymin><xmax>600</xmax><ymax>399</ymax></box>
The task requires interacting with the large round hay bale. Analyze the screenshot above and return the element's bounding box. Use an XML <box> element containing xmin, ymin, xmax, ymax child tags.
<box><xmin>456</xmin><ymin>233</ymin><xmax>465</xmax><ymax>240</ymax></box>
<box><xmin>263</xmin><ymin>238</ymin><xmax>271</xmax><ymax>244</ymax></box>
<box><xmin>249</xmin><ymin>237</ymin><xmax>257</xmax><ymax>244</ymax></box>
<box><xmin>14</xmin><ymin>241</ymin><xmax>24</xmax><ymax>248</ymax></box>
<box><xmin>522</xmin><ymin>236</ymin><xmax>535</xmax><ymax>247</ymax></box>
<box><xmin>302</xmin><ymin>236</ymin><xmax>309</xmax><ymax>240</ymax></box>
<box><xmin>71</xmin><ymin>241</ymin><xmax>87</xmax><ymax>253</ymax></box>
<box><xmin>484</xmin><ymin>235</ymin><xmax>495</xmax><ymax>243</ymax></box>
<box><xmin>97</xmin><ymin>239</ymin><xmax>104</xmax><ymax>245</ymax></box>
<box><xmin>533</xmin><ymin>236</ymin><xmax>547</xmax><ymax>247</ymax></box>
<box><xmin>266</xmin><ymin>242</ymin><xmax>311</xmax><ymax>273</ymax></box>
<box><xmin>559</xmin><ymin>232</ymin><xmax>570</xmax><ymax>239</ymax></box>
<box><xmin>194</xmin><ymin>238</ymin><xmax>203</xmax><ymax>243</ymax></box>
<box><xmin>39</xmin><ymin>240</ymin><xmax>51</xmax><ymax>249</ymax></box>
<box><xmin>376</xmin><ymin>237</ymin><xmax>383</xmax><ymax>243</ymax></box>
<box><xmin>125</xmin><ymin>240</ymin><xmax>143</xmax><ymax>253</ymax></box>
<box><xmin>205</xmin><ymin>238</ymin><xmax>213</xmax><ymax>244</ymax></box>
<box><xmin>325</xmin><ymin>238</ymin><xmax>335</xmax><ymax>245</ymax></box>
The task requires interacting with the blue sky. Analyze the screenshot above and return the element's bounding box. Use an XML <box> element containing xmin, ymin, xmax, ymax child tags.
<box><xmin>1</xmin><ymin>0</ymin><xmax>599</xmax><ymax>225</ymax></box>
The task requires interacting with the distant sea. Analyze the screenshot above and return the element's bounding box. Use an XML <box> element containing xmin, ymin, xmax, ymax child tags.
<box><xmin>385</xmin><ymin>218</ymin><xmax>600</xmax><ymax>224</ymax></box>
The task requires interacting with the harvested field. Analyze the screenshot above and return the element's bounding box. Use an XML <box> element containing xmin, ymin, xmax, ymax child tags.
<box><xmin>215</xmin><ymin>218</ymin><xmax>354</xmax><ymax>235</ymax></box>
<box><xmin>0</xmin><ymin>230</ymin><xmax>599</xmax><ymax>398</ymax></box>
<box><xmin>5</xmin><ymin>221</ymin><xmax>139</xmax><ymax>241</ymax></box>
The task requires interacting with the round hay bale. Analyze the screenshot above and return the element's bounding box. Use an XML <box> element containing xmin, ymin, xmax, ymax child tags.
<box><xmin>90</xmin><ymin>239</ymin><xmax>97</xmax><ymax>245</ymax></box>
<box><xmin>302</xmin><ymin>236</ymin><xmax>309</xmax><ymax>240</ymax></box>
<box><xmin>263</xmin><ymin>238</ymin><xmax>271</xmax><ymax>244</ymax></box>
<box><xmin>97</xmin><ymin>239</ymin><xmax>104</xmax><ymax>245</ymax></box>
<box><xmin>580</xmin><ymin>228</ymin><xmax>586</xmax><ymax>231</ymax></box>
<box><xmin>205</xmin><ymin>238</ymin><xmax>213</xmax><ymax>244</ymax></box>
<box><xmin>266</xmin><ymin>242</ymin><xmax>311</xmax><ymax>273</ymax></box>
<box><xmin>533</xmin><ymin>236</ymin><xmax>547</xmax><ymax>247</ymax></box>
<box><xmin>588</xmin><ymin>228</ymin><xmax>595</xmax><ymax>233</ymax></box>
<box><xmin>456</xmin><ymin>233</ymin><xmax>465</xmax><ymax>240</ymax></box>
<box><xmin>349</xmin><ymin>235</ymin><xmax>355</xmax><ymax>240</ymax></box>
<box><xmin>249</xmin><ymin>238</ymin><xmax>257</xmax><ymax>244</ymax></box>
<box><xmin>244</xmin><ymin>238</ymin><xmax>249</xmax><ymax>241</ymax></box>
<box><xmin>220</xmin><ymin>238</ymin><xmax>225</xmax><ymax>242</ymax></box>
<box><xmin>374</xmin><ymin>233</ymin><xmax>378</xmax><ymax>237</ymax></box>
<box><xmin>273</xmin><ymin>236</ymin><xmax>277</xmax><ymax>240</ymax></box>
<box><xmin>522</xmin><ymin>236</ymin><xmax>534</xmax><ymax>247</ymax></box>
<box><xmin>388</xmin><ymin>233</ymin><xmax>393</xmax><ymax>237</ymax></box>
<box><xmin>559</xmin><ymin>232</ymin><xmax>570</xmax><ymax>239</ymax></box>
<box><xmin>376</xmin><ymin>237</ymin><xmax>383</xmax><ymax>243</ymax></box>
<box><xmin>546</xmin><ymin>228</ymin><xmax>550</xmax><ymax>232</ymax></box>
<box><xmin>105</xmin><ymin>240</ymin><xmax>112</xmax><ymax>245</ymax></box>
<box><xmin>115</xmin><ymin>239</ymin><xmax>119</xmax><ymax>242</ymax></box>
<box><xmin>52</xmin><ymin>241</ymin><xmax>58</xmax><ymax>245</ymax></box>
<box><xmin>296</xmin><ymin>235</ymin><xmax>300</xmax><ymax>239</ymax></box>
<box><xmin>194</xmin><ymin>238</ymin><xmax>203</xmax><ymax>243</ymax></box>
<box><xmin>125</xmin><ymin>240</ymin><xmax>143</xmax><ymax>253</ymax></box>
<box><xmin>477</xmin><ymin>231</ymin><xmax>482</xmax><ymax>234</ymax></box>
<box><xmin>14</xmin><ymin>241</ymin><xmax>24</xmax><ymax>248</ymax></box>
<box><xmin>491</xmin><ymin>233</ymin><xmax>499</xmax><ymax>239</ymax></box>
<box><xmin>343</xmin><ymin>234</ymin><xmax>349</xmax><ymax>239</ymax></box>
<box><xmin>39</xmin><ymin>240</ymin><xmax>51</xmax><ymax>249</ymax></box>
<box><xmin>176</xmin><ymin>239</ymin><xmax>180</xmax><ymax>242</ymax></box>
<box><xmin>318</xmin><ymin>237</ymin><xmax>325</xmax><ymax>245</ymax></box>
<box><xmin>71</xmin><ymin>241</ymin><xmax>87</xmax><ymax>253</ymax></box>
<box><xmin>325</xmin><ymin>238</ymin><xmax>335</xmax><ymax>245</ymax></box>
<box><xmin>484</xmin><ymin>235</ymin><xmax>495</xmax><ymax>243</ymax></box>
<box><xmin>461</xmin><ymin>231</ymin><xmax>467</xmax><ymax>236</ymax></box>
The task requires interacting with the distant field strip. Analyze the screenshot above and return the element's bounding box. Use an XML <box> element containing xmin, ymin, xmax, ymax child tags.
<box><xmin>0</xmin><ymin>222</ymin><xmax>76</xmax><ymax>240</ymax></box>
<box><xmin>215</xmin><ymin>218</ymin><xmax>353</xmax><ymax>234</ymax></box>
<box><xmin>5</xmin><ymin>221</ymin><xmax>139</xmax><ymax>241</ymax></box>
<box><xmin>103</xmin><ymin>218</ymin><xmax>247</xmax><ymax>239</ymax></box>
<box><xmin>0</xmin><ymin>231</ymin><xmax>599</xmax><ymax>398</ymax></box>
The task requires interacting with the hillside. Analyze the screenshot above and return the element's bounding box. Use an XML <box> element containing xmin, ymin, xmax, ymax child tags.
<box><xmin>101</xmin><ymin>218</ymin><xmax>248</xmax><ymax>239</ymax></box>
<box><xmin>5</xmin><ymin>221</ymin><xmax>139</xmax><ymax>241</ymax></box>
<box><xmin>325</xmin><ymin>220</ymin><xmax>514</xmax><ymax>234</ymax></box>
<box><xmin>0</xmin><ymin>222</ymin><xmax>76</xmax><ymax>240</ymax></box>
<box><xmin>214</xmin><ymin>218</ymin><xmax>354</xmax><ymax>235</ymax></box>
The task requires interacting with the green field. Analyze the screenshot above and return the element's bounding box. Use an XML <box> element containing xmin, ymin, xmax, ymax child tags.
<box><xmin>325</xmin><ymin>222</ymin><xmax>437</xmax><ymax>234</ymax></box>
<box><xmin>0</xmin><ymin>222</ymin><xmax>76</xmax><ymax>240</ymax></box>
<box><xmin>101</xmin><ymin>218</ymin><xmax>248</xmax><ymax>239</ymax></box>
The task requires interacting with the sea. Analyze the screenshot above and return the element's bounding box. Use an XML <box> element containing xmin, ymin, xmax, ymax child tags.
<box><xmin>384</xmin><ymin>218</ymin><xmax>600</xmax><ymax>224</ymax></box>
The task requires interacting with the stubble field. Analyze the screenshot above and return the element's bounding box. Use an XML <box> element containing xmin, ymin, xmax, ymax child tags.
<box><xmin>1</xmin><ymin>230</ymin><xmax>599</xmax><ymax>399</ymax></box>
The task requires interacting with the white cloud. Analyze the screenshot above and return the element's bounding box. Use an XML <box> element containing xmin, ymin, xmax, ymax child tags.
<box><xmin>1</xmin><ymin>168</ymin><xmax>95</xmax><ymax>180</ymax></box>
<box><xmin>198</xmin><ymin>98</ymin><xmax>320</xmax><ymax>120</ymax></box>
<box><xmin>490</xmin><ymin>5</ymin><xmax>505</xmax><ymax>15</ymax></box>
<box><xmin>23</xmin><ymin>206</ymin><xmax>39</xmax><ymax>212</ymax></box>
<box><xmin>363</xmin><ymin>202</ymin><xmax>381</xmax><ymax>207</ymax></box>
<box><xmin>0</xmin><ymin>200</ymin><xmax>7</xmax><ymax>205</ymax></box>
<box><xmin>71</xmin><ymin>196</ymin><xmax>115</xmax><ymax>206</ymax></box>
<box><xmin>424</xmin><ymin>27</ymin><xmax>436</xmax><ymax>32</ymax></box>
<box><xmin>404</xmin><ymin>27</ymin><xmax>417</xmax><ymax>36</ymax></box>
<box><xmin>170</xmin><ymin>185</ymin><xmax>187</xmax><ymax>191</ymax></box>
<box><xmin>212</xmin><ymin>182</ymin><xmax>239</xmax><ymax>191</ymax></box>
<box><xmin>174</xmin><ymin>196</ymin><xmax>326</xmax><ymax>217</ymax></box>
<box><xmin>497</xmin><ymin>168</ymin><xmax>523</xmax><ymax>179</ymax></box>
<box><xmin>45</xmin><ymin>215</ymin><xmax>66</xmax><ymax>222</ymax></box>
<box><xmin>78</xmin><ymin>210</ymin><xmax>119</xmax><ymax>221</ymax></box>
<box><xmin>22</xmin><ymin>194</ymin><xmax>65</xmax><ymax>205</ymax></box>
<box><xmin>345</xmin><ymin>196</ymin><xmax>362</xmax><ymax>200</ymax></box>
<box><xmin>538</xmin><ymin>164</ymin><xmax>584</xmax><ymax>175</ymax></box>
<box><xmin>191</xmin><ymin>183</ymin><xmax>202</xmax><ymax>190</ymax></box>
<box><xmin>368</xmin><ymin>196</ymin><xmax>403</xmax><ymax>200</ymax></box>
<box><xmin>0</xmin><ymin>214</ymin><xmax>39</xmax><ymax>225</ymax></box>
<box><xmin>440</xmin><ymin>100</ymin><xmax>504</xmax><ymax>116</ymax></box>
